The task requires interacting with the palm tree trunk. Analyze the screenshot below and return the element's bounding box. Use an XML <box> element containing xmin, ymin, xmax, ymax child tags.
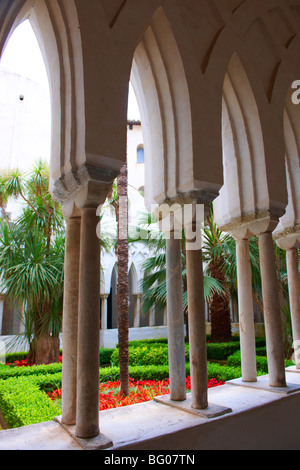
<box><xmin>116</xmin><ymin>163</ymin><xmax>129</xmax><ymax>396</ymax></box>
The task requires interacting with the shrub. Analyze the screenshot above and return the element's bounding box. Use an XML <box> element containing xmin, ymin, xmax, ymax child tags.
<box><xmin>110</xmin><ymin>346</ymin><xmax>170</xmax><ymax>367</ymax></box>
<box><xmin>100</xmin><ymin>348</ymin><xmax>115</xmax><ymax>365</ymax></box>
<box><xmin>0</xmin><ymin>362</ymin><xmax>62</xmax><ymax>381</ymax></box>
<box><xmin>0</xmin><ymin>376</ymin><xmax>61</xmax><ymax>428</ymax></box>
<box><xmin>227</xmin><ymin>351</ymin><xmax>294</xmax><ymax>373</ymax></box>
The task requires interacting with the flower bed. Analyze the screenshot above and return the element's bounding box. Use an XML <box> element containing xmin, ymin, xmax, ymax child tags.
<box><xmin>48</xmin><ymin>376</ymin><xmax>225</xmax><ymax>411</ymax></box>
<box><xmin>8</xmin><ymin>356</ymin><xmax>63</xmax><ymax>367</ymax></box>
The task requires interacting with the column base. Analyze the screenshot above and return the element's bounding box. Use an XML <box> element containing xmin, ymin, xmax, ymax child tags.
<box><xmin>285</xmin><ymin>365</ymin><xmax>300</xmax><ymax>374</ymax></box>
<box><xmin>55</xmin><ymin>416</ymin><xmax>113</xmax><ymax>450</ymax></box>
<box><xmin>227</xmin><ymin>376</ymin><xmax>300</xmax><ymax>394</ymax></box>
<box><xmin>154</xmin><ymin>394</ymin><xmax>232</xmax><ymax>419</ymax></box>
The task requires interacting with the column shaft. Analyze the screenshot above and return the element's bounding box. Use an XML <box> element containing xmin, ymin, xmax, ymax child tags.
<box><xmin>133</xmin><ymin>295</ymin><xmax>141</xmax><ymax>328</ymax></box>
<box><xmin>149</xmin><ymin>307</ymin><xmax>155</xmax><ymax>327</ymax></box>
<box><xmin>259</xmin><ymin>232</ymin><xmax>286</xmax><ymax>387</ymax></box>
<box><xmin>186</xmin><ymin>247</ymin><xmax>208</xmax><ymax>409</ymax></box>
<box><xmin>76</xmin><ymin>208</ymin><xmax>101</xmax><ymax>438</ymax></box>
<box><xmin>166</xmin><ymin>237</ymin><xmax>186</xmax><ymax>401</ymax></box>
<box><xmin>286</xmin><ymin>248</ymin><xmax>300</xmax><ymax>369</ymax></box>
<box><xmin>236</xmin><ymin>238</ymin><xmax>257</xmax><ymax>382</ymax></box>
<box><xmin>61</xmin><ymin>217</ymin><xmax>81</xmax><ymax>425</ymax></box>
<box><xmin>101</xmin><ymin>295</ymin><xmax>108</xmax><ymax>330</ymax></box>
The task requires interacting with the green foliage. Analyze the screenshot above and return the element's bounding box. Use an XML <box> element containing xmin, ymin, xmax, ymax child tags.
<box><xmin>0</xmin><ymin>362</ymin><xmax>62</xmax><ymax>381</ymax></box>
<box><xmin>99</xmin><ymin>348</ymin><xmax>115</xmax><ymax>365</ymax></box>
<box><xmin>0</xmin><ymin>376</ymin><xmax>61</xmax><ymax>428</ymax></box>
<box><xmin>0</xmin><ymin>161</ymin><xmax>65</xmax><ymax>357</ymax></box>
<box><xmin>110</xmin><ymin>345</ymin><xmax>170</xmax><ymax>367</ymax></box>
<box><xmin>227</xmin><ymin>350</ymin><xmax>294</xmax><ymax>373</ymax></box>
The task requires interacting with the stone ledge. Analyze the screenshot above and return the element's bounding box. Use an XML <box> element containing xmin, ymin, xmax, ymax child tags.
<box><xmin>286</xmin><ymin>365</ymin><xmax>300</xmax><ymax>374</ymax></box>
<box><xmin>227</xmin><ymin>375</ymin><xmax>300</xmax><ymax>394</ymax></box>
<box><xmin>154</xmin><ymin>394</ymin><xmax>232</xmax><ymax>419</ymax></box>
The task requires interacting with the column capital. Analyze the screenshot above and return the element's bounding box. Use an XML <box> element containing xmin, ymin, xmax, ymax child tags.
<box><xmin>133</xmin><ymin>293</ymin><xmax>142</xmax><ymax>299</ymax></box>
<box><xmin>100</xmin><ymin>294</ymin><xmax>110</xmax><ymax>299</ymax></box>
<box><xmin>274</xmin><ymin>232</ymin><xmax>300</xmax><ymax>251</ymax></box>
<box><xmin>222</xmin><ymin>213</ymin><xmax>280</xmax><ymax>240</ymax></box>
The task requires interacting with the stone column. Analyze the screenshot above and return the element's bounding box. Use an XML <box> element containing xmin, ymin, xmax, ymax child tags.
<box><xmin>235</xmin><ymin>237</ymin><xmax>257</xmax><ymax>382</ymax></box>
<box><xmin>149</xmin><ymin>307</ymin><xmax>155</xmax><ymax>327</ymax></box>
<box><xmin>100</xmin><ymin>295</ymin><xmax>109</xmax><ymax>330</ymax></box>
<box><xmin>76</xmin><ymin>207</ymin><xmax>101</xmax><ymax>439</ymax></box>
<box><xmin>163</xmin><ymin>307</ymin><xmax>167</xmax><ymax>326</ymax></box>
<box><xmin>166</xmin><ymin>236</ymin><xmax>186</xmax><ymax>401</ymax></box>
<box><xmin>186</xmin><ymin>241</ymin><xmax>208</xmax><ymax>410</ymax></box>
<box><xmin>286</xmin><ymin>248</ymin><xmax>300</xmax><ymax>369</ymax></box>
<box><xmin>61</xmin><ymin>215</ymin><xmax>81</xmax><ymax>426</ymax></box>
<box><xmin>259</xmin><ymin>231</ymin><xmax>286</xmax><ymax>387</ymax></box>
<box><xmin>133</xmin><ymin>294</ymin><xmax>141</xmax><ymax>328</ymax></box>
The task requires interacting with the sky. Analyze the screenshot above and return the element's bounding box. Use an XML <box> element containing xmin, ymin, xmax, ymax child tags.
<box><xmin>0</xmin><ymin>19</ymin><xmax>141</xmax><ymax>120</ymax></box>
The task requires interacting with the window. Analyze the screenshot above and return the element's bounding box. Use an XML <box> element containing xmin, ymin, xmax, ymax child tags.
<box><xmin>137</xmin><ymin>145</ymin><xmax>144</xmax><ymax>164</ymax></box>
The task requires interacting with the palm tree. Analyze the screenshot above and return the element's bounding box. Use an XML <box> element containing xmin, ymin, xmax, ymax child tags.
<box><xmin>105</xmin><ymin>164</ymin><xmax>129</xmax><ymax>396</ymax></box>
<box><xmin>203</xmin><ymin>206</ymin><xmax>262</xmax><ymax>343</ymax></box>
<box><xmin>129</xmin><ymin>210</ymin><xmax>225</xmax><ymax>338</ymax></box>
<box><xmin>116</xmin><ymin>163</ymin><xmax>129</xmax><ymax>396</ymax></box>
<box><xmin>0</xmin><ymin>161</ymin><xmax>65</xmax><ymax>364</ymax></box>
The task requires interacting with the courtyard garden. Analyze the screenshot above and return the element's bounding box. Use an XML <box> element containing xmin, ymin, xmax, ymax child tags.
<box><xmin>0</xmin><ymin>163</ymin><xmax>295</xmax><ymax>432</ymax></box>
<box><xmin>0</xmin><ymin>336</ymin><xmax>295</xmax><ymax>430</ymax></box>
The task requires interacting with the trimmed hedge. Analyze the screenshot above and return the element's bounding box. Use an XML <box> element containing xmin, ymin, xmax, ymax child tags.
<box><xmin>0</xmin><ymin>376</ymin><xmax>61</xmax><ymax>429</ymax></box>
<box><xmin>227</xmin><ymin>350</ymin><xmax>294</xmax><ymax>373</ymax></box>
<box><xmin>0</xmin><ymin>362</ymin><xmax>62</xmax><ymax>381</ymax></box>
<box><xmin>0</xmin><ymin>360</ymin><xmax>245</xmax><ymax>428</ymax></box>
<box><xmin>4</xmin><ymin>348</ymin><xmax>114</xmax><ymax>366</ymax></box>
<box><xmin>0</xmin><ymin>337</ymin><xmax>271</xmax><ymax>429</ymax></box>
<box><xmin>101</xmin><ymin>362</ymin><xmax>243</xmax><ymax>383</ymax></box>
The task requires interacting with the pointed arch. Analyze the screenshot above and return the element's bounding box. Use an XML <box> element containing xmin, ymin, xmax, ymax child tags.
<box><xmin>0</xmin><ymin>0</ymin><xmax>86</xmax><ymax>200</ymax></box>
<box><xmin>214</xmin><ymin>53</ymin><xmax>286</xmax><ymax>230</ymax></box>
<box><xmin>131</xmin><ymin>7</ymin><xmax>222</xmax><ymax>211</ymax></box>
<box><xmin>275</xmin><ymin>87</ymin><xmax>300</xmax><ymax>237</ymax></box>
<box><xmin>129</xmin><ymin>262</ymin><xmax>138</xmax><ymax>296</ymax></box>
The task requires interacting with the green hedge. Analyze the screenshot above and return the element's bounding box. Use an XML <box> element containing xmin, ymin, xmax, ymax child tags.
<box><xmin>0</xmin><ymin>360</ymin><xmax>245</xmax><ymax>428</ymax></box>
<box><xmin>4</xmin><ymin>348</ymin><xmax>114</xmax><ymax>366</ymax></box>
<box><xmin>0</xmin><ymin>362</ymin><xmax>63</xmax><ymax>381</ymax></box>
<box><xmin>227</xmin><ymin>351</ymin><xmax>294</xmax><ymax>373</ymax></box>
<box><xmin>0</xmin><ymin>376</ymin><xmax>61</xmax><ymax>429</ymax></box>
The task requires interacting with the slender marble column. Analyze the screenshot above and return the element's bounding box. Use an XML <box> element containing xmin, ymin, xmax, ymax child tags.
<box><xmin>166</xmin><ymin>236</ymin><xmax>186</xmax><ymax>401</ymax></box>
<box><xmin>61</xmin><ymin>216</ymin><xmax>81</xmax><ymax>426</ymax></box>
<box><xmin>259</xmin><ymin>232</ymin><xmax>286</xmax><ymax>387</ymax></box>
<box><xmin>100</xmin><ymin>295</ymin><xmax>109</xmax><ymax>330</ymax></box>
<box><xmin>186</xmin><ymin>244</ymin><xmax>208</xmax><ymax>409</ymax></box>
<box><xmin>149</xmin><ymin>307</ymin><xmax>155</xmax><ymax>327</ymax></box>
<box><xmin>235</xmin><ymin>238</ymin><xmax>257</xmax><ymax>382</ymax></box>
<box><xmin>76</xmin><ymin>207</ymin><xmax>101</xmax><ymax>438</ymax></box>
<box><xmin>286</xmin><ymin>248</ymin><xmax>300</xmax><ymax>369</ymax></box>
<box><xmin>133</xmin><ymin>294</ymin><xmax>141</xmax><ymax>328</ymax></box>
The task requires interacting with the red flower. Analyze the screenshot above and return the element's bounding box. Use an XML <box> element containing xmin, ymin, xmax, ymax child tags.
<box><xmin>48</xmin><ymin>376</ymin><xmax>224</xmax><ymax>409</ymax></box>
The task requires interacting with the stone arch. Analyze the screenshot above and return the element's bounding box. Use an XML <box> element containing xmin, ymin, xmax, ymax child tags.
<box><xmin>275</xmin><ymin>87</ymin><xmax>300</xmax><ymax>240</ymax></box>
<box><xmin>107</xmin><ymin>263</ymin><xmax>118</xmax><ymax>330</ymax></box>
<box><xmin>131</xmin><ymin>6</ymin><xmax>192</xmax><ymax>209</ymax></box>
<box><xmin>214</xmin><ymin>52</ymin><xmax>287</xmax><ymax>233</ymax></box>
<box><xmin>0</xmin><ymin>0</ymin><xmax>86</xmax><ymax>200</ymax></box>
<box><xmin>128</xmin><ymin>262</ymin><xmax>139</xmax><ymax>295</ymax></box>
<box><xmin>130</xmin><ymin>6</ymin><xmax>222</xmax><ymax>212</ymax></box>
